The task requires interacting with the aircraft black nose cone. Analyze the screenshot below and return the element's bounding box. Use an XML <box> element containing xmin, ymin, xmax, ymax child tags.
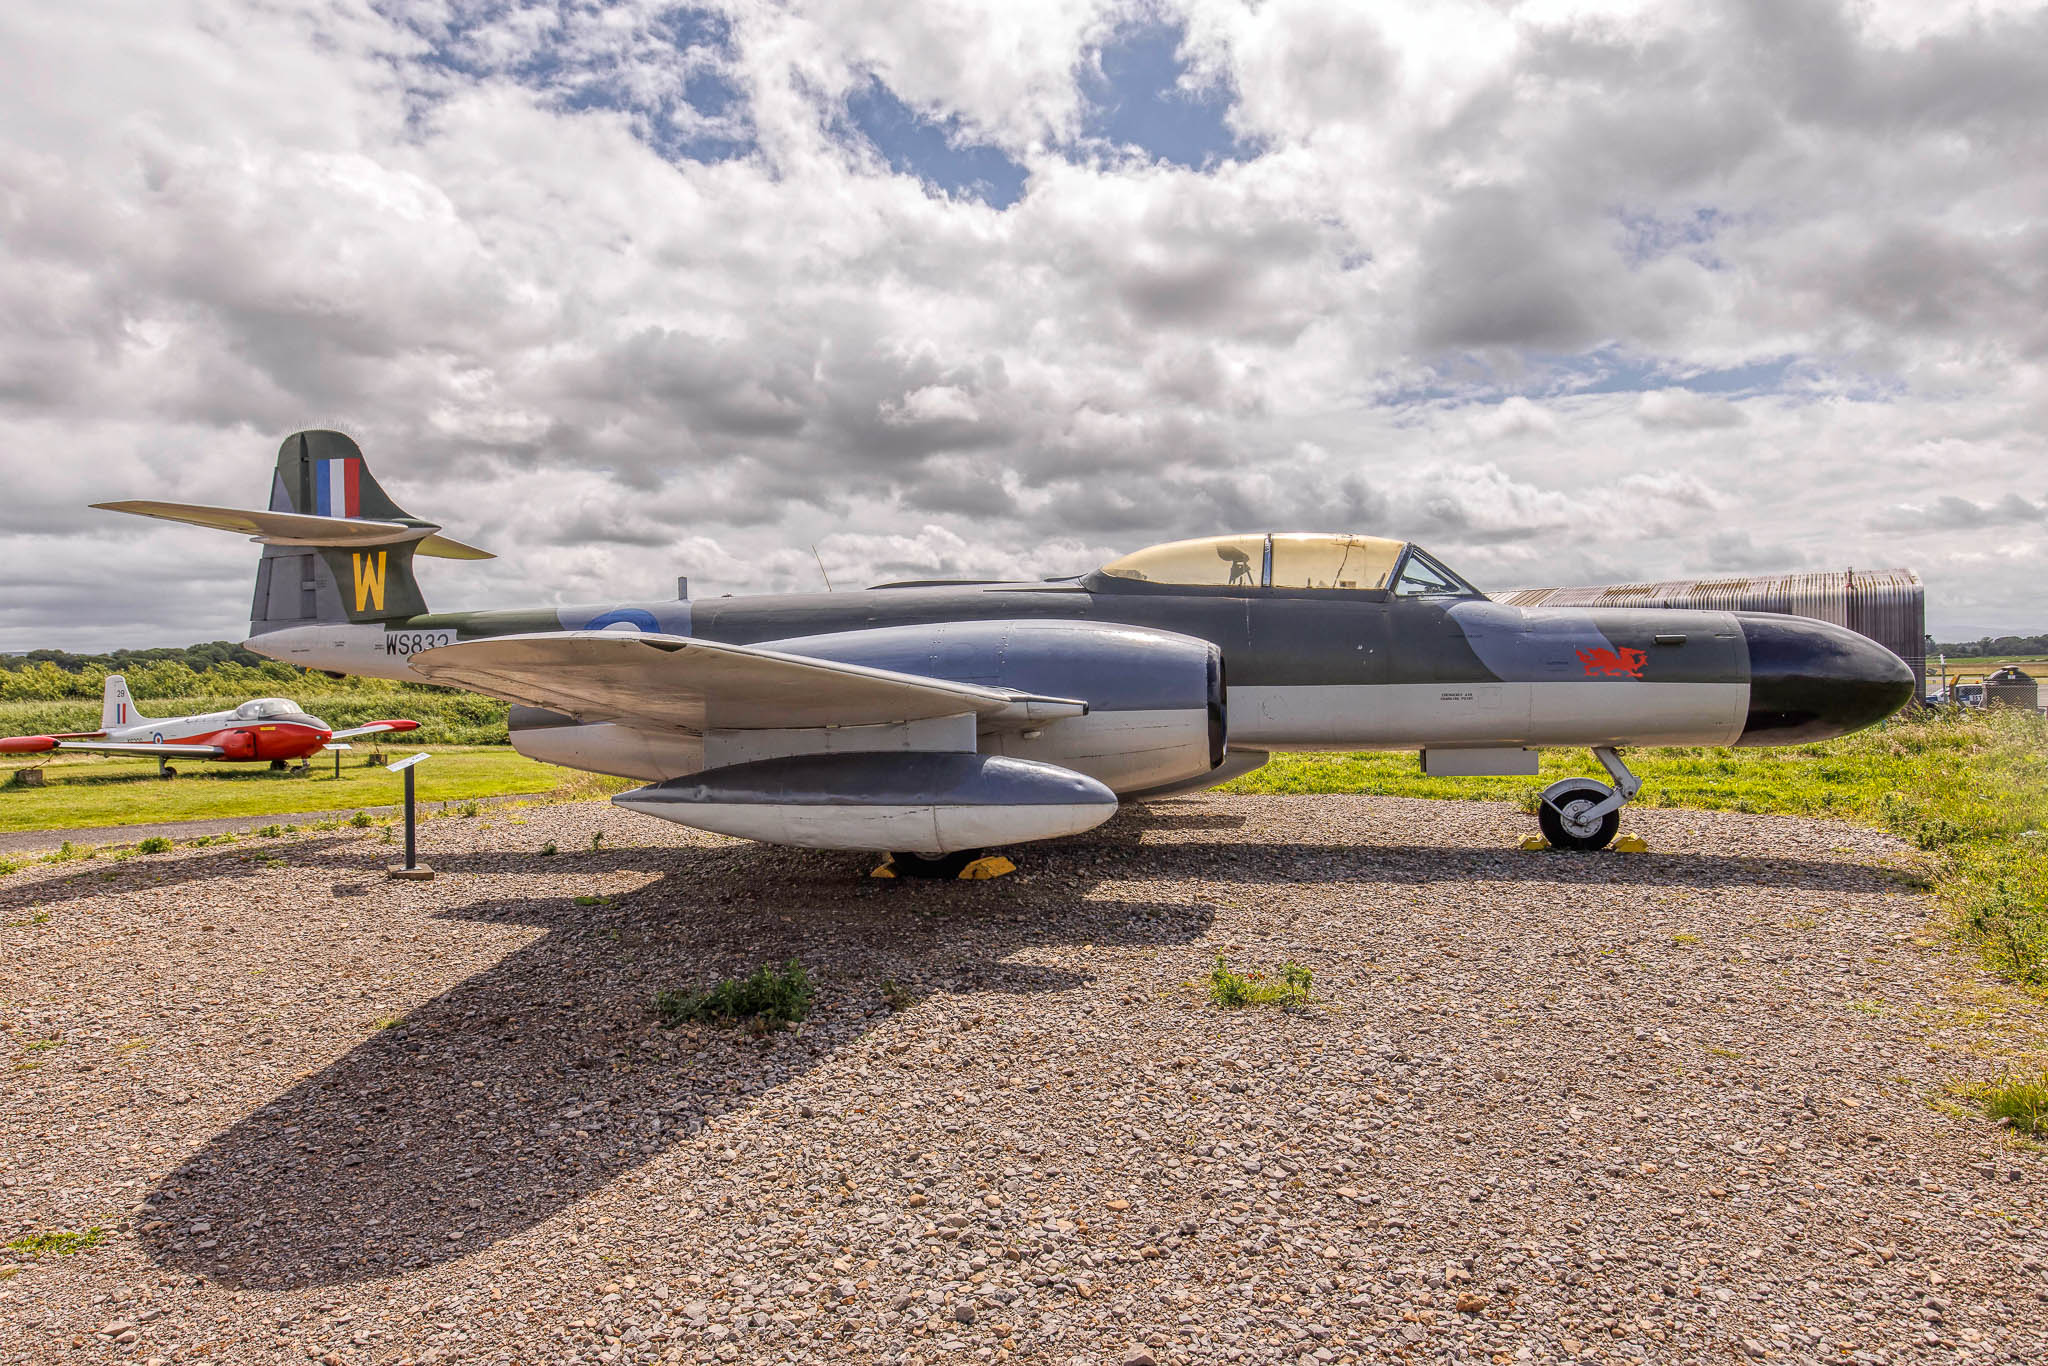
<box><xmin>1736</xmin><ymin>613</ymin><xmax>1916</xmax><ymax>746</ymax></box>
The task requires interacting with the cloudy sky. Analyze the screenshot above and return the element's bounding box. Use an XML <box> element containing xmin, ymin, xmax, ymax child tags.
<box><xmin>3</xmin><ymin>0</ymin><xmax>2044</xmax><ymax>649</ymax></box>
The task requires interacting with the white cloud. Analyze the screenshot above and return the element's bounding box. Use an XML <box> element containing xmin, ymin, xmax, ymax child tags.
<box><xmin>2</xmin><ymin>0</ymin><xmax>2047</xmax><ymax>648</ymax></box>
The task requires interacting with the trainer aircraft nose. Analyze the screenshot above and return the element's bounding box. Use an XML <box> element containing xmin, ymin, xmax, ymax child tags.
<box><xmin>1737</xmin><ymin>614</ymin><xmax>1916</xmax><ymax>745</ymax></box>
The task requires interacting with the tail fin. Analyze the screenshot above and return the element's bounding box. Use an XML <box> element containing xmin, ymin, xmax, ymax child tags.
<box><xmin>256</xmin><ymin>430</ymin><xmax>431</xmax><ymax>630</ymax></box>
<box><xmin>102</xmin><ymin>674</ymin><xmax>148</xmax><ymax>729</ymax></box>
<box><xmin>92</xmin><ymin>430</ymin><xmax>491</xmax><ymax>635</ymax></box>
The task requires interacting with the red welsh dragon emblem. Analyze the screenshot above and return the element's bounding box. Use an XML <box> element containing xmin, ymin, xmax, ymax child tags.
<box><xmin>1577</xmin><ymin>645</ymin><xmax>1648</xmax><ymax>679</ymax></box>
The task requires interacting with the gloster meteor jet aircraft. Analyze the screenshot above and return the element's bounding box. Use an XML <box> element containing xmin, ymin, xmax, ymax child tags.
<box><xmin>0</xmin><ymin>673</ymin><xmax>418</xmax><ymax>777</ymax></box>
<box><xmin>96</xmin><ymin>432</ymin><xmax>1913</xmax><ymax>872</ymax></box>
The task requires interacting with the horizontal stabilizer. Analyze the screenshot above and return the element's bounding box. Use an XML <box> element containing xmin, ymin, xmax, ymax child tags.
<box><xmin>408</xmin><ymin>631</ymin><xmax>1077</xmax><ymax>732</ymax></box>
<box><xmin>327</xmin><ymin>719</ymin><xmax>421</xmax><ymax>742</ymax></box>
<box><xmin>91</xmin><ymin>500</ymin><xmax>493</xmax><ymax>560</ymax></box>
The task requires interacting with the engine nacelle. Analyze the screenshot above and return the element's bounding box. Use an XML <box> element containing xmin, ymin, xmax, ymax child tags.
<box><xmin>219</xmin><ymin>729</ymin><xmax>258</xmax><ymax>761</ymax></box>
<box><xmin>762</xmin><ymin>619</ymin><xmax>1226</xmax><ymax>796</ymax></box>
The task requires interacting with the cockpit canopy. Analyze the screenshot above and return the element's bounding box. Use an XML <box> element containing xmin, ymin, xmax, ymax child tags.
<box><xmin>1094</xmin><ymin>533</ymin><xmax>1481</xmax><ymax>598</ymax></box>
<box><xmin>234</xmin><ymin>697</ymin><xmax>304</xmax><ymax>720</ymax></box>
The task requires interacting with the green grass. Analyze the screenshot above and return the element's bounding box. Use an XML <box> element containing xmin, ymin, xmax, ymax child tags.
<box><xmin>1225</xmin><ymin>708</ymin><xmax>2048</xmax><ymax>991</ymax></box>
<box><xmin>6</xmin><ymin>1228</ymin><xmax>104</xmax><ymax>1257</ymax></box>
<box><xmin>1206</xmin><ymin>955</ymin><xmax>1313</xmax><ymax>1008</ymax></box>
<box><xmin>1957</xmin><ymin>1071</ymin><xmax>2048</xmax><ymax>1136</ymax></box>
<box><xmin>0</xmin><ymin>747</ymin><xmax>629</xmax><ymax>836</ymax></box>
<box><xmin>655</xmin><ymin>959</ymin><xmax>814</xmax><ymax>1032</ymax></box>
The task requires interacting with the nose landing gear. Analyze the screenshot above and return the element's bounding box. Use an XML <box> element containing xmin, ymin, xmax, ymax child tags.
<box><xmin>1536</xmin><ymin>746</ymin><xmax>1641</xmax><ymax>852</ymax></box>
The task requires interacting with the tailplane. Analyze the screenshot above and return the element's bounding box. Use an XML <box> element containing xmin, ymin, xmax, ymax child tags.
<box><xmin>102</xmin><ymin>674</ymin><xmax>148</xmax><ymax>730</ymax></box>
<box><xmin>93</xmin><ymin>430</ymin><xmax>492</xmax><ymax>633</ymax></box>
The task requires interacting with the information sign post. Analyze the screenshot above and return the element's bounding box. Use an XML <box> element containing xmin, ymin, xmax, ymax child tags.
<box><xmin>386</xmin><ymin>752</ymin><xmax>434</xmax><ymax>881</ymax></box>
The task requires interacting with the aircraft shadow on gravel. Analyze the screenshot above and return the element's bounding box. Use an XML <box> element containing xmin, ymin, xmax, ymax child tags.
<box><xmin>1</xmin><ymin>837</ymin><xmax>360</xmax><ymax>913</ymax></box>
<box><xmin>137</xmin><ymin>837</ymin><xmax>1212</xmax><ymax>1291</ymax></box>
<box><xmin>137</xmin><ymin>809</ymin><xmax>1906</xmax><ymax>1290</ymax></box>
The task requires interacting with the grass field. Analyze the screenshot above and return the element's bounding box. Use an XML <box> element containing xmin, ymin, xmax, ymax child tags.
<box><xmin>0</xmin><ymin>747</ymin><xmax>626</xmax><ymax>835</ymax></box>
<box><xmin>1226</xmin><ymin>707</ymin><xmax>2048</xmax><ymax>992</ymax></box>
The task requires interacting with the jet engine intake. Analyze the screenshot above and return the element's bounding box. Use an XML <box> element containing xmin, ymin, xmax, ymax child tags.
<box><xmin>762</xmin><ymin>619</ymin><xmax>1227</xmax><ymax>796</ymax></box>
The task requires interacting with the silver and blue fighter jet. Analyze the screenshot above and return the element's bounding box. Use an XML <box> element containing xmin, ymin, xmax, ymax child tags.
<box><xmin>99</xmin><ymin>431</ymin><xmax>1914</xmax><ymax>873</ymax></box>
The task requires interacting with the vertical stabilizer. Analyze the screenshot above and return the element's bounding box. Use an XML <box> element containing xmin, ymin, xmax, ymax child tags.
<box><xmin>252</xmin><ymin>431</ymin><xmax>430</xmax><ymax>630</ymax></box>
<box><xmin>102</xmin><ymin>675</ymin><xmax>147</xmax><ymax>730</ymax></box>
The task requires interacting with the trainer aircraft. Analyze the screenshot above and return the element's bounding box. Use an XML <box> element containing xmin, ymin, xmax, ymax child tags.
<box><xmin>0</xmin><ymin>673</ymin><xmax>419</xmax><ymax>777</ymax></box>
<box><xmin>93</xmin><ymin>431</ymin><xmax>1913</xmax><ymax>872</ymax></box>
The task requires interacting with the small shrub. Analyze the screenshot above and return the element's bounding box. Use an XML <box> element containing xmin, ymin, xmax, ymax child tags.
<box><xmin>656</xmin><ymin>959</ymin><xmax>813</xmax><ymax>1032</ymax></box>
<box><xmin>539</xmin><ymin>841</ymin><xmax>558</xmax><ymax>856</ymax></box>
<box><xmin>135</xmin><ymin>836</ymin><xmax>173</xmax><ymax>855</ymax></box>
<box><xmin>1963</xmin><ymin>1071</ymin><xmax>2048</xmax><ymax>1136</ymax></box>
<box><xmin>347</xmin><ymin>810</ymin><xmax>373</xmax><ymax>829</ymax></box>
<box><xmin>460</xmin><ymin>800</ymin><xmax>481</xmax><ymax>818</ymax></box>
<box><xmin>257</xmin><ymin>824</ymin><xmax>284</xmax><ymax>838</ymax></box>
<box><xmin>0</xmin><ymin>856</ymin><xmax>21</xmax><ymax>877</ymax></box>
<box><xmin>6</xmin><ymin>1228</ymin><xmax>103</xmax><ymax>1257</ymax></box>
<box><xmin>43</xmin><ymin>840</ymin><xmax>90</xmax><ymax>863</ymax></box>
<box><xmin>1207</xmin><ymin>955</ymin><xmax>1313</xmax><ymax>1009</ymax></box>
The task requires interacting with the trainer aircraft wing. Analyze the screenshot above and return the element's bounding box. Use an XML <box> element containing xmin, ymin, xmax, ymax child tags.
<box><xmin>326</xmin><ymin>720</ymin><xmax>421</xmax><ymax>742</ymax></box>
<box><xmin>0</xmin><ymin>737</ymin><xmax>226</xmax><ymax>757</ymax></box>
<box><xmin>407</xmin><ymin>632</ymin><xmax>1084</xmax><ymax>731</ymax></box>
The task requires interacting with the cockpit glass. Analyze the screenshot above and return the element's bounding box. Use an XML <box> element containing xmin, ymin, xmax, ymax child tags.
<box><xmin>1098</xmin><ymin>535</ymin><xmax>1265</xmax><ymax>587</ymax></box>
<box><xmin>1268</xmin><ymin>534</ymin><xmax>1405</xmax><ymax>591</ymax></box>
<box><xmin>235</xmin><ymin>697</ymin><xmax>301</xmax><ymax>720</ymax></box>
<box><xmin>1392</xmin><ymin>547</ymin><xmax>1478</xmax><ymax>597</ymax></box>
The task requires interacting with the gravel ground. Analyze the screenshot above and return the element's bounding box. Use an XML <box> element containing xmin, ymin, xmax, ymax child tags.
<box><xmin>1</xmin><ymin>794</ymin><xmax>2042</xmax><ymax>1366</ymax></box>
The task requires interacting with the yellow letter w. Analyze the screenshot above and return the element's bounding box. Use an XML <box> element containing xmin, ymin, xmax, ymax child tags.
<box><xmin>352</xmin><ymin>551</ymin><xmax>387</xmax><ymax>613</ymax></box>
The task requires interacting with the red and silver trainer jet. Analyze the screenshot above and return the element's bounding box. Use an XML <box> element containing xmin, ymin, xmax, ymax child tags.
<box><xmin>0</xmin><ymin>675</ymin><xmax>418</xmax><ymax>777</ymax></box>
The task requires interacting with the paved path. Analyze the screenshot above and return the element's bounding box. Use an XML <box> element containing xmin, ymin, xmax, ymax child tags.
<box><xmin>0</xmin><ymin>791</ymin><xmax>546</xmax><ymax>856</ymax></box>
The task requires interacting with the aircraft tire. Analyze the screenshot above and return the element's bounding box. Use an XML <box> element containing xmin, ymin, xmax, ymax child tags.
<box><xmin>1538</xmin><ymin>780</ymin><xmax>1620</xmax><ymax>852</ymax></box>
<box><xmin>269</xmin><ymin>759</ymin><xmax>288</xmax><ymax>771</ymax></box>
<box><xmin>159</xmin><ymin>766</ymin><xmax>177</xmax><ymax>780</ymax></box>
<box><xmin>887</xmin><ymin>850</ymin><xmax>985</xmax><ymax>879</ymax></box>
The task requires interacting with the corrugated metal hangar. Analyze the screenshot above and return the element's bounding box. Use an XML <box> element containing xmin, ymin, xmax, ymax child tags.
<box><xmin>1496</xmin><ymin>569</ymin><xmax>1927</xmax><ymax>698</ymax></box>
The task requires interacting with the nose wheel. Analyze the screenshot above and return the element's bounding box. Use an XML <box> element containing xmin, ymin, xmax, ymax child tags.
<box><xmin>1536</xmin><ymin>747</ymin><xmax>1640</xmax><ymax>852</ymax></box>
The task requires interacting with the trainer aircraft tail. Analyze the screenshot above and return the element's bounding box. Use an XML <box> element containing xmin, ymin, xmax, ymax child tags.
<box><xmin>93</xmin><ymin>430</ymin><xmax>493</xmax><ymax>633</ymax></box>
<box><xmin>100</xmin><ymin>674</ymin><xmax>148</xmax><ymax>730</ymax></box>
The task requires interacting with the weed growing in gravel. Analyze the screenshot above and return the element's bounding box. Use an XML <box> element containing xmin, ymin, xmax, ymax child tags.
<box><xmin>656</xmin><ymin>959</ymin><xmax>813</xmax><ymax>1032</ymax></box>
<box><xmin>460</xmin><ymin>800</ymin><xmax>480</xmax><ymax>817</ymax></box>
<box><xmin>1960</xmin><ymin>1071</ymin><xmax>2048</xmax><ymax>1136</ymax></box>
<box><xmin>5</xmin><ymin>1227</ymin><xmax>102</xmax><ymax>1257</ymax></box>
<box><xmin>135</xmin><ymin>836</ymin><xmax>173</xmax><ymax>854</ymax></box>
<box><xmin>375</xmin><ymin>1015</ymin><xmax>406</xmax><ymax>1030</ymax></box>
<box><xmin>591</xmin><ymin>830</ymin><xmax>605</xmax><ymax>850</ymax></box>
<box><xmin>1207</xmin><ymin>955</ymin><xmax>1313</xmax><ymax>1008</ymax></box>
<box><xmin>5</xmin><ymin>909</ymin><xmax>49</xmax><ymax>926</ymax></box>
<box><xmin>539</xmin><ymin>841</ymin><xmax>558</xmax><ymax>856</ymax></box>
<box><xmin>42</xmin><ymin>840</ymin><xmax>92</xmax><ymax>863</ymax></box>
<box><xmin>348</xmin><ymin>810</ymin><xmax>374</xmax><ymax>828</ymax></box>
<box><xmin>257</xmin><ymin>824</ymin><xmax>283</xmax><ymax>838</ymax></box>
<box><xmin>0</xmin><ymin>856</ymin><xmax>21</xmax><ymax>877</ymax></box>
<box><xmin>1671</xmin><ymin>932</ymin><xmax>1701</xmax><ymax>945</ymax></box>
<box><xmin>572</xmin><ymin>894</ymin><xmax>613</xmax><ymax>907</ymax></box>
<box><xmin>880</xmin><ymin>977</ymin><xmax>916</xmax><ymax>1012</ymax></box>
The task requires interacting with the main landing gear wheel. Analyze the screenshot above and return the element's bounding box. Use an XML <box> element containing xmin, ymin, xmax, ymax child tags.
<box><xmin>872</xmin><ymin>850</ymin><xmax>1018</xmax><ymax>880</ymax></box>
<box><xmin>1534</xmin><ymin>746</ymin><xmax>1642</xmax><ymax>853</ymax></box>
<box><xmin>269</xmin><ymin>759</ymin><xmax>288</xmax><ymax>771</ymax></box>
<box><xmin>885</xmin><ymin>850</ymin><xmax>984</xmax><ymax>879</ymax></box>
<box><xmin>157</xmin><ymin>763</ymin><xmax>177</xmax><ymax>780</ymax></box>
<box><xmin>1539</xmin><ymin>779</ymin><xmax>1621</xmax><ymax>851</ymax></box>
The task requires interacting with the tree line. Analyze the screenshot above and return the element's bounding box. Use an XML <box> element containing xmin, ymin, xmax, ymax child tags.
<box><xmin>1931</xmin><ymin>635</ymin><xmax>2048</xmax><ymax>659</ymax></box>
<box><xmin>0</xmin><ymin>640</ymin><xmax>414</xmax><ymax>701</ymax></box>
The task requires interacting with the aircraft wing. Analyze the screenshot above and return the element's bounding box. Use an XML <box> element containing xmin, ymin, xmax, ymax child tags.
<box><xmin>0</xmin><ymin>737</ymin><xmax>228</xmax><ymax>758</ymax></box>
<box><xmin>407</xmin><ymin>632</ymin><xmax>1084</xmax><ymax>731</ymax></box>
<box><xmin>327</xmin><ymin>720</ymin><xmax>421</xmax><ymax>742</ymax></box>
